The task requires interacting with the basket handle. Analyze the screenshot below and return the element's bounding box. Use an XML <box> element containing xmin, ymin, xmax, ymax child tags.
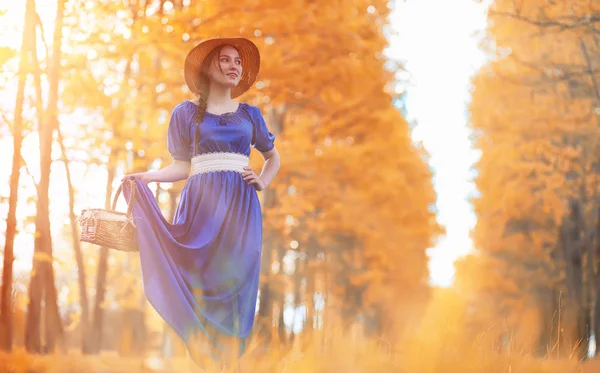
<box><xmin>112</xmin><ymin>178</ymin><xmax>136</xmax><ymax>216</ymax></box>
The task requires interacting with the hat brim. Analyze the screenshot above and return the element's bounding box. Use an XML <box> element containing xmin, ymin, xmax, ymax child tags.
<box><xmin>184</xmin><ymin>38</ymin><xmax>260</xmax><ymax>99</ymax></box>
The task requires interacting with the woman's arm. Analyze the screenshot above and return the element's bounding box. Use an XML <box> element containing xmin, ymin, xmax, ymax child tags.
<box><xmin>257</xmin><ymin>147</ymin><xmax>280</xmax><ymax>188</ymax></box>
<box><xmin>243</xmin><ymin>147</ymin><xmax>280</xmax><ymax>191</ymax></box>
<box><xmin>123</xmin><ymin>160</ymin><xmax>190</xmax><ymax>184</ymax></box>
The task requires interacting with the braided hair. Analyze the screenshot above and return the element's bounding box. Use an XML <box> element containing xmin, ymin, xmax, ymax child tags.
<box><xmin>191</xmin><ymin>45</ymin><xmax>226</xmax><ymax>155</ymax></box>
<box><xmin>192</xmin><ymin>45</ymin><xmax>226</xmax><ymax>124</ymax></box>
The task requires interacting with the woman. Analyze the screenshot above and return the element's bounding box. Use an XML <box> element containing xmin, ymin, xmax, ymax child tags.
<box><xmin>120</xmin><ymin>37</ymin><xmax>280</xmax><ymax>370</ymax></box>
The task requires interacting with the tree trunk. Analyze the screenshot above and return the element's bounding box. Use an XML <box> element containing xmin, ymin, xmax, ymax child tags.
<box><xmin>0</xmin><ymin>0</ymin><xmax>37</xmax><ymax>352</ymax></box>
<box><xmin>57</xmin><ymin>126</ymin><xmax>91</xmax><ymax>353</ymax></box>
<box><xmin>277</xmin><ymin>295</ymin><xmax>287</xmax><ymax>345</ymax></box>
<box><xmin>25</xmin><ymin>0</ymin><xmax>67</xmax><ymax>354</ymax></box>
<box><xmin>594</xmin><ymin>205</ymin><xmax>600</xmax><ymax>357</ymax></box>
<box><xmin>258</xmin><ymin>106</ymin><xmax>286</xmax><ymax>348</ymax></box>
<box><xmin>257</xmin><ymin>250</ymin><xmax>273</xmax><ymax>347</ymax></box>
<box><xmin>118</xmin><ymin>149</ymin><xmax>146</xmax><ymax>357</ymax></box>
<box><xmin>536</xmin><ymin>287</ymin><xmax>559</xmax><ymax>357</ymax></box>
<box><xmin>26</xmin><ymin>0</ymin><xmax>51</xmax><ymax>353</ymax></box>
<box><xmin>560</xmin><ymin>200</ymin><xmax>587</xmax><ymax>359</ymax></box>
<box><xmin>292</xmin><ymin>243</ymin><xmax>307</xmax><ymax>339</ymax></box>
<box><xmin>87</xmin><ymin>167</ymin><xmax>114</xmax><ymax>354</ymax></box>
<box><xmin>87</xmin><ymin>52</ymin><xmax>134</xmax><ymax>353</ymax></box>
<box><xmin>304</xmin><ymin>237</ymin><xmax>317</xmax><ymax>335</ymax></box>
<box><xmin>581</xmin><ymin>39</ymin><xmax>600</xmax><ymax>358</ymax></box>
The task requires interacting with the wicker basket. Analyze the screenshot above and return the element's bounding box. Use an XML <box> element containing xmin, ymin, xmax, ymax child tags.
<box><xmin>77</xmin><ymin>179</ymin><xmax>139</xmax><ymax>252</ymax></box>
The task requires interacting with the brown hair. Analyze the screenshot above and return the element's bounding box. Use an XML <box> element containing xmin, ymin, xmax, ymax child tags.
<box><xmin>192</xmin><ymin>45</ymin><xmax>225</xmax><ymax>124</ymax></box>
<box><xmin>191</xmin><ymin>45</ymin><xmax>229</xmax><ymax>156</ymax></box>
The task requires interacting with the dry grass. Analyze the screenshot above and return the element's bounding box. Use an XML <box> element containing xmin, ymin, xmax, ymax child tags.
<box><xmin>2</xmin><ymin>289</ymin><xmax>599</xmax><ymax>373</ymax></box>
<box><xmin>0</xmin><ymin>332</ymin><xmax>597</xmax><ymax>373</ymax></box>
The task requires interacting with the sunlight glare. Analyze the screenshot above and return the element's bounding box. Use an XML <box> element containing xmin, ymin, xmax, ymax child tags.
<box><xmin>388</xmin><ymin>0</ymin><xmax>490</xmax><ymax>287</ymax></box>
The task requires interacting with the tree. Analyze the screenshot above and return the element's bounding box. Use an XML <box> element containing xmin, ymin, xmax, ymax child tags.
<box><xmin>458</xmin><ymin>0</ymin><xmax>600</xmax><ymax>358</ymax></box>
<box><xmin>2</xmin><ymin>0</ymin><xmax>442</xmax><ymax>355</ymax></box>
<box><xmin>0</xmin><ymin>0</ymin><xmax>36</xmax><ymax>352</ymax></box>
<box><xmin>56</xmin><ymin>124</ymin><xmax>91</xmax><ymax>353</ymax></box>
<box><xmin>25</xmin><ymin>0</ymin><xmax>67</xmax><ymax>354</ymax></box>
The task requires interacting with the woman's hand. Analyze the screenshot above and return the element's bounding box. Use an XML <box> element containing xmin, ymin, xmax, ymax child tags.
<box><xmin>120</xmin><ymin>160</ymin><xmax>190</xmax><ymax>185</ymax></box>
<box><xmin>122</xmin><ymin>172</ymin><xmax>151</xmax><ymax>184</ymax></box>
<box><xmin>242</xmin><ymin>166</ymin><xmax>266</xmax><ymax>191</ymax></box>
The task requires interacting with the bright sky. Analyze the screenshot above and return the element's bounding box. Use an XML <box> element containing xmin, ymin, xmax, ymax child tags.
<box><xmin>0</xmin><ymin>0</ymin><xmax>490</xmax><ymax>288</ymax></box>
<box><xmin>388</xmin><ymin>0</ymin><xmax>489</xmax><ymax>287</ymax></box>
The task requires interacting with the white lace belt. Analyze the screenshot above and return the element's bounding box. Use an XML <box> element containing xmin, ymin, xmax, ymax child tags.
<box><xmin>190</xmin><ymin>152</ymin><xmax>249</xmax><ymax>176</ymax></box>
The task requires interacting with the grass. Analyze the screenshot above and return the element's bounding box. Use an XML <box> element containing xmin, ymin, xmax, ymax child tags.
<box><xmin>1</xmin><ymin>289</ymin><xmax>599</xmax><ymax>372</ymax></box>
<box><xmin>0</xmin><ymin>330</ymin><xmax>597</xmax><ymax>373</ymax></box>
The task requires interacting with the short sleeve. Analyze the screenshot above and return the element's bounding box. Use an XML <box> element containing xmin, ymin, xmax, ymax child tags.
<box><xmin>250</xmin><ymin>106</ymin><xmax>275</xmax><ymax>152</ymax></box>
<box><xmin>167</xmin><ymin>104</ymin><xmax>191</xmax><ymax>162</ymax></box>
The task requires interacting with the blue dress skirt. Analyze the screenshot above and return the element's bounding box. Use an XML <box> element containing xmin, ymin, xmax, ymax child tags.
<box><xmin>121</xmin><ymin>100</ymin><xmax>275</xmax><ymax>359</ymax></box>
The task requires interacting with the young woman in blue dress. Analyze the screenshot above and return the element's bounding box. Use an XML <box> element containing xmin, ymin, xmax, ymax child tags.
<box><xmin>121</xmin><ymin>37</ymin><xmax>280</xmax><ymax>371</ymax></box>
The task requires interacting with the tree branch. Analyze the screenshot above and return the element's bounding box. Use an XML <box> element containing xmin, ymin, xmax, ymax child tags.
<box><xmin>35</xmin><ymin>12</ymin><xmax>50</xmax><ymax>65</ymax></box>
<box><xmin>1</xmin><ymin>107</ymin><xmax>39</xmax><ymax>192</ymax></box>
<box><xmin>579</xmin><ymin>39</ymin><xmax>600</xmax><ymax>104</ymax></box>
<box><xmin>493</xmin><ymin>52</ymin><xmax>600</xmax><ymax>89</ymax></box>
<box><xmin>490</xmin><ymin>10</ymin><xmax>600</xmax><ymax>35</ymax></box>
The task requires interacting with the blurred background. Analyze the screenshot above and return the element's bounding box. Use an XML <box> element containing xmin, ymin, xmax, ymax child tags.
<box><xmin>2</xmin><ymin>0</ymin><xmax>600</xmax><ymax>372</ymax></box>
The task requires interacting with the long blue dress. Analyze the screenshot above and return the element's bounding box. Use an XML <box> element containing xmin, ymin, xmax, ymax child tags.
<box><xmin>121</xmin><ymin>100</ymin><xmax>275</xmax><ymax>359</ymax></box>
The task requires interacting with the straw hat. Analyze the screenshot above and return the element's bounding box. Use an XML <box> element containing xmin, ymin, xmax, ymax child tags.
<box><xmin>184</xmin><ymin>37</ymin><xmax>261</xmax><ymax>99</ymax></box>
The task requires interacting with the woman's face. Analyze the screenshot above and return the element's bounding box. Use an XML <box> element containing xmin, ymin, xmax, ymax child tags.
<box><xmin>208</xmin><ymin>45</ymin><xmax>242</xmax><ymax>89</ymax></box>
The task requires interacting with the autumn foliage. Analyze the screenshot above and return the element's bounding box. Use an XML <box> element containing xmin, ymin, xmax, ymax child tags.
<box><xmin>458</xmin><ymin>0</ymin><xmax>600</xmax><ymax>359</ymax></box>
<box><xmin>0</xmin><ymin>0</ymin><xmax>441</xmax><ymax>368</ymax></box>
